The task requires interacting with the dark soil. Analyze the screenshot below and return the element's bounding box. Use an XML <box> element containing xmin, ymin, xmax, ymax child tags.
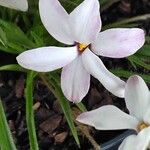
<box><xmin>0</xmin><ymin>0</ymin><xmax>150</xmax><ymax>149</ymax></box>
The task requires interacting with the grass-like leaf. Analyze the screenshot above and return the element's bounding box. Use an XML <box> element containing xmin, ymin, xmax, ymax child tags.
<box><xmin>0</xmin><ymin>99</ymin><xmax>17</xmax><ymax>150</ymax></box>
<box><xmin>0</xmin><ymin>64</ymin><xmax>27</xmax><ymax>72</ymax></box>
<box><xmin>128</xmin><ymin>55</ymin><xmax>150</xmax><ymax>70</ymax></box>
<box><xmin>76</xmin><ymin>102</ymin><xmax>87</xmax><ymax>112</ymax></box>
<box><xmin>137</xmin><ymin>44</ymin><xmax>150</xmax><ymax>57</ymax></box>
<box><xmin>40</xmin><ymin>73</ymin><xmax>80</xmax><ymax>146</ymax></box>
<box><xmin>0</xmin><ymin>19</ymin><xmax>35</xmax><ymax>54</ymax></box>
<box><xmin>25</xmin><ymin>71</ymin><xmax>39</xmax><ymax>150</ymax></box>
<box><xmin>111</xmin><ymin>69</ymin><xmax>150</xmax><ymax>83</ymax></box>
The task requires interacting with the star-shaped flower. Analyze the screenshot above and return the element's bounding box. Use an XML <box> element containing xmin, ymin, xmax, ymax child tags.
<box><xmin>119</xmin><ymin>127</ymin><xmax>150</xmax><ymax>150</ymax></box>
<box><xmin>77</xmin><ymin>75</ymin><xmax>150</xmax><ymax>149</ymax></box>
<box><xmin>0</xmin><ymin>0</ymin><xmax>28</xmax><ymax>11</ymax></box>
<box><xmin>17</xmin><ymin>0</ymin><xmax>145</xmax><ymax>103</ymax></box>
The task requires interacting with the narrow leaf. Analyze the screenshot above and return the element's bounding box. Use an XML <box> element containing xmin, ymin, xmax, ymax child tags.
<box><xmin>128</xmin><ymin>55</ymin><xmax>150</xmax><ymax>70</ymax></box>
<box><xmin>25</xmin><ymin>71</ymin><xmax>39</xmax><ymax>150</ymax></box>
<box><xmin>0</xmin><ymin>64</ymin><xmax>26</xmax><ymax>72</ymax></box>
<box><xmin>111</xmin><ymin>69</ymin><xmax>150</xmax><ymax>83</ymax></box>
<box><xmin>137</xmin><ymin>45</ymin><xmax>150</xmax><ymax>57</ymax></box>
<box><xmin>0</xmin><ymin>99</ymin><xmax>17</xmax><ymax>150</ymax></box>
<box><xmin>76</xmin><ymin>102</ymin><xmax>87</xmax><ymax>112</ymax></box>
<box><xmin>40</xmin><ymin>73</ymin><xmax>80</xmax><ymax>146</ymax></box>
<box><xmin>0</xmin><ymin>27</ymin><xmax>7</xmax><ymax>46</ymax></box>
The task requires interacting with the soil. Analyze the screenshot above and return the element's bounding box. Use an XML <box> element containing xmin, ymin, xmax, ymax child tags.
<box><xmin>0</xmin><ymin>0</ymin><xmax>150</xmax><ymax>149</ymax></box>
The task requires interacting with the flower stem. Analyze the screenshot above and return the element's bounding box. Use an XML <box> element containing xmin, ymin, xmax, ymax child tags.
<box><xmin>25</xmin><ymin>71</ymin><xmax>39</xmax><ymax>150</ymax></box>
<box><xmin>39</xmin><ymin>73</ymin><xmax>80</xmax><ymax>146</ymax></box>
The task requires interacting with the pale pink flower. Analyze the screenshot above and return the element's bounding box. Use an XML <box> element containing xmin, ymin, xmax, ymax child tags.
<box><xmin>17</xmin><ymin>0</ymin><xmax>145</xmax><ymax>103</ymax></box>
<box><xmin>77</xmin><ymin>75</ymin><xmax>150</xmax><ymax>149</ymax></box>
<box><xmin>119</xmin><ymin>127</ymin><xmax>150</xmax><ymax>150</ymax></box>
<box><xmin>0</xmin><ymin>0</ymin><xmax>28</xmax><ymax>11</ymax></box>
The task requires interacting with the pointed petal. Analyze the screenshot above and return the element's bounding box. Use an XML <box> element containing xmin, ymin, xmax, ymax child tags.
<box><xmin>17</xmin><ymin>46</ymin><xmax>78</xmax><ymax>72</ymax></box>
<box><xmin>125</xmin><ymin>75</ymin><xmax>150</xmax><ymax>121</ymax></box>
<box><xmin>0</xmin><ymin>0</ymin><xmax>28</xmax><ymax>11</ymax></box>
<box><xmin>70</xmin><ymin>0</ymin><xmax>101</xmax><ymax>44</ymax></box>
<box><xmin>61</xmin><ymin>56</ymin><xmax>90</xmax><ymax>103</ymax></box>
<box><xmin>39</xmin><ymin>0</ymin><xmax>73</xmax><ymax>44</ymax></box>
<box><xmin>82</xmin><ymin>49</ymin><xmax>125</xmax><ymax>97</ymax></box>
<box><xmin>77</xmin><ymin>105</ymin><xmax>138</xmax><ymax>130</ymax></box>
<box><xmin>92</xmin><ymin>28</ymin><xmax>145</xmax><ymax>58</ymax></box>
<box><xmin>119</xmin><ymin>127</ymin><xmax>150</xmax><ymax>150</ymax></box>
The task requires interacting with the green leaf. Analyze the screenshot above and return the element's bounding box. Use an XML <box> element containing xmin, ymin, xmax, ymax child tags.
<box><xmin>0</xmin><ymin>64</ymin><xmax>26</xmax><ymax>72</ymax></box>
<box><xmin>0</xmin><ymin>27</ymin><xmax>7</xmax><ymax>46</ymax></box>
<box><xmin>25</xmin><ymin>71</ymin><xmax>39</xmax><ymax>150</ymax></box>
<box><xmin>0</xmin><ymin>19</ymin><xmax>35</xmax><ymax>54</ymax></box>
<box><xmin>30</xmin><ymin>31</ymin><xmax>44</xmax><ymax>47</ymax></box>
<box><xmin>76</xmin><ymin>102</ymin><xmax>87</xmax><ymax>112</ymax></box>
<box><xmin>0</xmin><ymin>98</ymin><xmax>17</xmax><ymax>150</ymax></box>
<box><xmin>103</xmin><ymin>14</ymin><xmax>150</xmax><ymax>30</ymax></box>
<box><xmin>137</xmin><ymin>45</ymin><xmax>150</xmax><ymax>57</ymax></box>
<box><xmin>128</xmin><ymin>55</ymin><xmax>150</xmax><ymax>70</ymax></box>
<box><xmin>146</xmin><ymin>36</ymin><xmax>150</xmax><ymax>43</ymax></box>
<box><xmin>40</xmin><ymin>73</ymin><xmax>80</xmax><ymax>146</ymax></box>
<box><xmin>111</xmin><ymin>69</ymin><xmax>150</xmax><ymax>83</ymax></box>
<box><xmin>61</xmin><ymin>0</ymin><xmax>82</xmax><ymax>12</ymax></box>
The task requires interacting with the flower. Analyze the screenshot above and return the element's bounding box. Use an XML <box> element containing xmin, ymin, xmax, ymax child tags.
<box><xmin>77</xmin><ymin>75</ymin><xmax>150</xmax><ymax>149</ymax></box>
<box><xmin>17</xmin><ymin>0</ymin><xmax>145</xmax><ymax>103</ymax></box>
<box><xmin>0</xmin><ymin>0</ymin><xmax>28</xmax><ymax>11</ymax></box>
<box><xmin>118</xmin><ymin>127</ymin><xmax>150</xmax><ymax>150</ymax></box>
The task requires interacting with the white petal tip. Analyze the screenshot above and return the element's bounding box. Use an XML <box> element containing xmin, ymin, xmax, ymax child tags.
<box><xmin>0</xmin><ymin>0</ymin><xmax>28</xmax><ymax>11</ymax></box>
<box><xmin>127</xmin><ymin>75</ymin><xmax>141</xmax><ymax>83</ymax></box>
<box><xmin>76</xmin><ymin>113</ymin><xmax>89</xmax><ymax>124</ymax></box>
<box><xmin>92</xmin><ymin>28</ymin><xmax>145</xmax><ymax>58</ymax></box>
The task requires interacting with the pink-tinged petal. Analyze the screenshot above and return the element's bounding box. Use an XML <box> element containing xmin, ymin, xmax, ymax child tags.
<box><xmin>61</xmin><ymin>56</ymin><xmax>90</xmax><ymax>103</ymax></box>
<box><xmin>17</xmin><ymin>46</ymin><xmax>78</xmax><ymax>72</ymax></box>
<box><xmin>125</xmin><ymin>75</ymin><xmax>150</xmax><ymax>121</ymax></box>
<box><xmin>0</xmin><ymin>0</ymin><xmax>28</xmax><ymax>11</ymax></box>
<box><xmin>39</xmin><ymin>0</ymin><xmax>73</xmax><ymax>45</ymax></box>
<box><xmin>82</xmin><ymin>49</ymin><xmax>125</xmax><ymax>98</ymax></box>
<box><xmin>119</xmin><ymin>127</ymin><xmax>150</xmax><ymax>150</ymax></box>
<box><xmin>77</xmin><ymin>105</ymin><xmax>138</xmax><ymax>130</ymax></box>
<box><xmin>91</xmin><ymin>28</ymin><xmax>145</xmax><ymax>58</ymax></box>
<box><xmin>70</xmin><ymin>0</ymin><xmax>101</xmax><ymax>44</ymax></box>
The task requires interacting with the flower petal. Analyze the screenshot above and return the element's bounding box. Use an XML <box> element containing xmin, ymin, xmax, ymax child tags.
<box><xmin>125</xmin><ymin>75</ymin><xmax>150</xmax><ymax>121</ymax></box>
<box><xmin>82</xmin><ymin>49</ymin><xmax>125</xmax><ymax>97</ymax></box>
<box><xmin>92</xmin><ymin>28</ymin><xmax>145</xmax><ymax>58</ymax></box>
<box><xmin>0</xmin><ymin>0</ymin><xmax>28</xmax><ymax>11</ymax></box>
<box><xmin>70</xmin><ymin>0</ymin><xmax>101</xmax><ymax>44</ymax></box>
<box><xmin>39</xmin><ymin>0</ymin><xmax>73</xmax><ymax>44</ymax></box>
<box><xmin>77</xmin><ymin>105</ymin><xmax>138</xmax><ymax>130</ymax></box>
<box><xmin>144</xmin><ymin>105</ymin><xmax>150</xmax><ymax>124</ymax></box>
<box><xmin>61</xmin><ymin>56</ymin><xmax>90</xmax><ymax>103</ymax></box>
<box><xmin>119</xmin><ymin>127</ymin><xmax>150</xmax><ymax>150</ymax></box>
<box><xmin>17</xmin><ymin>46</ymin><xmax>78</xmax><ymax>72</ymax></box>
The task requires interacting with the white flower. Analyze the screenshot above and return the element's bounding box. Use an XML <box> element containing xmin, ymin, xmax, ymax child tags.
<box><xmin>17</xmin><ymin>0</ymin><xmax>145</xmax><ymax>103</ymax></box>
<box><xmin>77</xmin><ymin>75</ymin><xmax>150</xmax><ymax>149</ymax></box>
<box><xmin>118</xmin><ymin>127</ymin><xmax>150</xmax><ymax>150</ymax></box>
<box><xmin>0</xmin><ymin>0</ymin><xmax>28</xmax><ymax>11</ymax></box>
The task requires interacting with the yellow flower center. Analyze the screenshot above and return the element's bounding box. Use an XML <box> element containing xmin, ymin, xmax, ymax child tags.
<box><xmin>78</xmin><ymin>43</ymin><xmax>88</xmax><ymax>52</ymax></box>
<box><xmin>137</xmin><ymin>122</ymin><xmax>149</xmax><ymax>131</ymax></box>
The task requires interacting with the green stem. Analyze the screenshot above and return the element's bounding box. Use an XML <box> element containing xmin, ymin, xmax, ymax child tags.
<box><xmin>39</xmin><ymin>73</ymin><xmax>80</xmax><ymax>146</ymax></box>
<box><xmin>25</xmin><ymin>71</ymin><xmax>39</xmax><ymax>150</ymax></box>
<box><xmin>48</xmin><ymin>73</ymin><xmax>87</xmax><ymax>112</ymax></box>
